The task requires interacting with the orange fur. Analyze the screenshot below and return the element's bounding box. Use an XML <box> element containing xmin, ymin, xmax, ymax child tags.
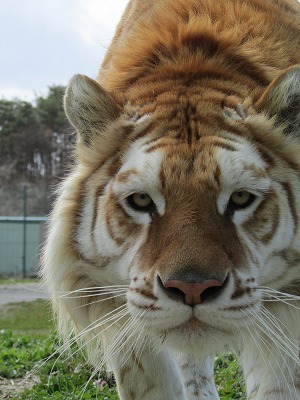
<box><xmin>99</xmin><ymin>0</ymin><xmax>300</xmax><ymax>100</ymax></box>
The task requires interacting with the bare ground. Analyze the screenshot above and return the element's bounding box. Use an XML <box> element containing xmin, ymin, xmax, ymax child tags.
<box><xmin>0</xmin><ymin>373</ymin><xmax>40</xmax><ymax>399</ymax></box>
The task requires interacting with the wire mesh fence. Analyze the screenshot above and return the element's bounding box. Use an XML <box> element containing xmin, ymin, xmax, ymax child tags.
<box><xmin>0</xmin><ymin>186</ymin><xmax>52</xmax><ymax>277</ymax></box>
<box><xmin>0</xmin><ymin>216</ymin><xmax>47</xmax><ymax>277</ymax></box>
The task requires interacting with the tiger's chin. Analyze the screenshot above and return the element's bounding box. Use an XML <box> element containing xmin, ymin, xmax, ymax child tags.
<box><xmin>167</xmin><ymin>317</ymin><xmax>226</xmax><ymax>341</ymax></box>
<box><xmin>152</xmin><ymin>316</ymin><xmax>236</xmax><ymax>355</ymax></box>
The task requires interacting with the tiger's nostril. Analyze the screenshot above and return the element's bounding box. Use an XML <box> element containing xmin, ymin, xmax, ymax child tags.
<box><xmin>158</xmin><ymin>274</ymin><xmax>228</xmax><ymax>306</ymax></box>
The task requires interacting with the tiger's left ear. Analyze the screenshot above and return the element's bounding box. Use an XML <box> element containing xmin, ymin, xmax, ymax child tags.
<box><xmin>255</xmin><ymin>66</ymin><xmax>300</xmax><ymax>135</ymax></box>
<box><xmin>64</xmin><ymin>74</ymin><xmax>122</xmax><ymax>146</ymax></box>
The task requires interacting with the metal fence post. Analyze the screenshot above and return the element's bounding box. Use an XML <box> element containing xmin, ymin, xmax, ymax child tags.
<box><xmin>22</xmin><ymin>186</ymin><xmax>27</xmax><ymax>278</ymax></box>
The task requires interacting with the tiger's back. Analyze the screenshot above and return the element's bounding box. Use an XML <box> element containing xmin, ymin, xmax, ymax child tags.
<box><xmin>43</xmin><ymin>0</ymin><xmax>300</xmax><ymax>399</ymax></box>
<box><xmin>100</xmin><ymin>0</ymin><xmax>300</xmax><ymax>93</ymax></box>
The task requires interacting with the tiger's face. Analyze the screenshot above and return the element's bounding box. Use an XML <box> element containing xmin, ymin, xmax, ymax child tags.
<box><xmin>66</xmin><ymin>70</ymin><xmax>300</xmax><ymax>351</ymax></box>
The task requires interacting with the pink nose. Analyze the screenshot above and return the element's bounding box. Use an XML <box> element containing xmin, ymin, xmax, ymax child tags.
<box><xmin>163</xmin><ymin>279</ymin><xmax>223</xmax><ymax>306</ymax></box>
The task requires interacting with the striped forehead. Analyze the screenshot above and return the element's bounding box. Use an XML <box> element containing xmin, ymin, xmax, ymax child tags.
<box><xmin>159</xmin><ymin>134</ymin><xmax>241</xmax><ymax>185</ymax></box>
<box><xmin>115</xmin><ymin>133</ymin><xmax>268</xmax><ymax>199</ymax></box>
<box><xmin>215</xmin><ymin>135</ymin><xmax>268</xmax><ymax>188</ymax></box>
<box><xmin>114</xmin><ymin>137</ymin><xmax>165</xmax><ymax>196</ymax></box>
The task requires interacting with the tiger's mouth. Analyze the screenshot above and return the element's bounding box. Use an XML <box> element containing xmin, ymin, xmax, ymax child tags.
<box><xmin>127</xmin><ymin>267</ymin><xmax>263</xmax><ymax>339</ymax></box>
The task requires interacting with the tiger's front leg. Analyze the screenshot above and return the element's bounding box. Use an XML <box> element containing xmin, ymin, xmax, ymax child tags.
<box><xmin>107</xmin><ymin>341</ymin><xmax>187</xmax><ymax>400</ymax></box>
<box><xmin>177</xmin><ymin>354</ymin><xmax>220</xmax><ymax>400</ymax></box>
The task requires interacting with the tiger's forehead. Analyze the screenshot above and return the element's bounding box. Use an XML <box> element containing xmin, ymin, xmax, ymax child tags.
<box><xmin>117</xmin><ymin>132</ymin><xmax>267</xmax><ymax>196</ymax></box>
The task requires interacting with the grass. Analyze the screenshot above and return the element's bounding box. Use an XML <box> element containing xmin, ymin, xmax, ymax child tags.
<box><xmin>0</xmin><ymin>299</ymin><xmax>52</xmax><ymax>335</ymax></box>
<box><xmin>0</xmin><ymin>298</ymin><xmax>246</xmax><ymax>399</ymax></box>
<box><xmin>0</xmin><ymin>299</ymin><xmax>119</xmax><ymax>399</ymax></box>
<box><xmin>215</xmin><ymin>353</ymin><xmax>246</xmax><ymax>399</ymax></box>
<box><xmin>0</xmin><ymin>276</ymin><xmax>39</xmax><ymax>285</ymax></box>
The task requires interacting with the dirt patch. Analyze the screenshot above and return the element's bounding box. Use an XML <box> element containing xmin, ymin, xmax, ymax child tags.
<box><xmin>0</xmin><ymin>373</ymin><xmax>39</xmax><ymax>399</ymax></box>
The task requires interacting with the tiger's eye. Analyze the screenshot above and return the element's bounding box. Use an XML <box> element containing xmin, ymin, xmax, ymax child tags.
<box><xmin>127</xmin><ymin>193</ymin><xmax>155</xmax><ymax>212</ymax></box>
<box><xmin>230</xmin><ymin>191</ymin><xmax>252</xmax><ymax>206</ymax></box>
<box><xmin>226</xmin><ymin>191</ymin><xmax>256</xmax><ymax>216</ymax></box>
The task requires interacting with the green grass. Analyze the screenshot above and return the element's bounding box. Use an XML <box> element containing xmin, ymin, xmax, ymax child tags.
<box><xmin>0</xmin><ymin>299</ymin><xmax>246</xmax><ymax>399</ymax></box>
<box><xmin>0</xmin><ymin>275</ymin><xmax>39</xmax><ymax>285</ymax></box>
<box><xmin>215</xmin><ymin>353</ymin><xmax>246</xmax><ymax>399</ymax></box>
<box><xmin>0</xmin><ymin>329</ymin><xmax>118</xmax><ymax>400</ymax></box>
<box><xmin>0</xmin><ymin>299</ymin><xmax>119</xmax><ymax>399</ymax></box>
<box><xmin>0</xmin><ymin>299</ymin><xmax>52</xmax><ymax>335</ymax></box>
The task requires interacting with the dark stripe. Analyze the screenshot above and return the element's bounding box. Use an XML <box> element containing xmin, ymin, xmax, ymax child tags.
<box><xmin>91</xmin><ymin>184</ymin><xmax>105</xmax><ymax>245</ymax></box>
<box><xmin>198</xmin><ymin>137</ymin><xmax>237</xmax><ymax>152</ymax></box>
<box><xmin>105</xmin><ymin>191</ymin><xmax>125</xmax><ymax>246</ymax></box>
<box><xmin>261</xmin><ymin>201</ymin><xmax>280</xmax><ymax>244</ymax></box>
<box><xmin>145</xmin><ymin>141</ymin><xmax>172</xmax><ymax>153</ymax></box>
<box><xmin>255</xmin><ymin>144</ymin><xmax>275</xmax><ymax>169</ymax></box>
<box><xmin>129</xmin><ymin>287</ymin><xmax>158</xmax><ymax>301</ymax></box>
<box><xmin>107</xmin><ymin>156</ymin><xmax>122</xmax><ymax>177</ymax></box>
<box><xmin>223</xmin><ymin>302</ymin><xmax>257</xmax><ymax>311</ymax></box>
<box><xmin>214</xmin><ymin>164</ymin><xmax>221</xmax><ymax>187</ymax></box>
<box><xmin>115</xmin><ymin>168</ymin><xmax>138</xmax><ymax>183</ymax></box>
<box><xmin>281</xmin><ymin>181</ymin><xmax>298</xmax><ymax>232</ymax></box>
<box><xmin>72</xmin><ymin>176</ymin><xmax>91</xmax><ymax>259</ymax></box>
<box><xmin>133</xmin><ymin>121</ymin><xmax>156</xmax><ymax>140</ymax></box>
<box><xmin>244</xmin><ymin>193</ymin><xmax>280</xmax><ymax>245</ymax></box>
<box><xmin>213</xmin><ymin>142</ymin><xmax>237</xmax><ymax>152</ymax></box>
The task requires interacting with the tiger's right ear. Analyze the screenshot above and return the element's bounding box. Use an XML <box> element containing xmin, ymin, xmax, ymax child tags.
<box><xmin>255</xmin><ymin>66</ymin><xmax>300</xmax><ymax>137</ymax></box>
<box><xmin>64</xmin><ymin>74</ymin><xmax>121</xmax><ymax>145</ymax></box>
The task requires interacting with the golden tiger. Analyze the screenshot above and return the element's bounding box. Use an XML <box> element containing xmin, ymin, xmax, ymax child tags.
<box><xmin>43</xmin><ymin>0</ymin><xmax>300</xmax><ymax>399</ymax></box>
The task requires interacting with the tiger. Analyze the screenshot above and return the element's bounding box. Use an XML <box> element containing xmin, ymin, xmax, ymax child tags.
<box><xmin>42</xmin><ymin>0</ymin><xmax>300</xmax><ymax>399</ymax></box>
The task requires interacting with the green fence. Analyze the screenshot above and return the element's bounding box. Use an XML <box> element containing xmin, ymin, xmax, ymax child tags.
<box><xmin>0</xmin><ymin>216</ymin><xmax>47</xmax><ymax>277</ymax></box>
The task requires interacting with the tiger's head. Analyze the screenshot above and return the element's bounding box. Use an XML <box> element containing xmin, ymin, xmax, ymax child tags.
<box><xmin>44</xmin><ymin>66</ymin><xmax>300</xmax><ymax>354</ymax></box>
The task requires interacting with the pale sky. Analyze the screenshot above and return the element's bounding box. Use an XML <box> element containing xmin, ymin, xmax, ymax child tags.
<box><xmin>0</xmin><ymin>0</ymin><xmax>128</xmax><ymax>101</ymax></box>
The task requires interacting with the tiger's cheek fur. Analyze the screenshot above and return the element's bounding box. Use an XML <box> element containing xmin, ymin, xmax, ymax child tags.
<box><xmin>216</xmin><ymin>144</ymin><xmax>294</xmax><ymax>284</ymax></box>
<box><xmin>89</xmin><ymin>142</ymin><xmax>167</xmax><ymax>282</ymax></box>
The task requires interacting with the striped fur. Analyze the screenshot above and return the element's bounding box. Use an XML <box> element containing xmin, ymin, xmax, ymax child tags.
<box><xmin>42</xmin><ymin>0</ymin><xmax>300</xmax><ymax>399</ymax></box>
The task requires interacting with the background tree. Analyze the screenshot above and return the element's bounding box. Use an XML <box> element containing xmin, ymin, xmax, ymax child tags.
<box><xmin>0</xmin><ymin>85</ymin><xmax>74</xmax><ymax>215</ymax></box>
<box><xmin>35</xmin><ymin>86</ymin><xmax>67</xmax><ymax>132</ymax></box>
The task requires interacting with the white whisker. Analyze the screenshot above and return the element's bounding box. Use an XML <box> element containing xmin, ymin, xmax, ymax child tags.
<box><xmin>64</xmin><ymin>290</ymin><xmax>127</xmax><ymax>301</ymax></box>
<box><xmin>241</xmin><ymin>310</ymin><xmax>290</xmax><ymax>400</ymax></box>
<box><xmin>117</xmin><ymin>310</ymin><xmax>149</xmax><ymax>364</ymax></box>
<box><xmin>45</xmin><ymin>304</ymin><xmax>129</xmax><ymax>374</ymax></box>
<box><xmin>58</xmin><ymin>286</ymin><xmax>128</xmax><ymax>298</ymax></box>
<box><xmin>75</xmin><ymin>293</ymin><xmax>126</xmax><ymax>309</ymax></box>
<box><xmin>248</xmin><ymin>308</ymin><xmax>299</xmax><ymax>364</ymax></box>
<box><xmin>260</xmin><ymin>306</ymin><xmax>298</xmax><ymax>347</ymax></box>
<box><xmin>103</xmin><ymin>308</ymin><xmax>143</xmax><ymax>363</ymax></box>
<box><xmin>242</xmin><ymin>306</ymin><xmax>299</xmax><ymax>399</ymax></box>
<box><xmin>259</xmin><ymin>286</ymin><xmax>300</xmax><ymax>301</ymax></box>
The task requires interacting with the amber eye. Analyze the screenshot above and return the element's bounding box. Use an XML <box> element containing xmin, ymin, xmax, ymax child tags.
<box><xmin>127</xmin><ymin>193</ymin><xmax>155</xmax><ymax>212</ymax></box>
<box><xmin>230</xmin><ymin>191</ymin><xmax>252</xmax><ymax>206</ymax></box>
<box><xmin>226</xmin><ymin>191</ymin><xmax>256</xmax><ymax>215</ymax></box>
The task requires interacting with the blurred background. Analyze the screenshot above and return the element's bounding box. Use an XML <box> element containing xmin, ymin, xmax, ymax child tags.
<box><xmin>0</xmin><ymin>0</ymin><xmax>127</xmax><ymax>278</ymax></box>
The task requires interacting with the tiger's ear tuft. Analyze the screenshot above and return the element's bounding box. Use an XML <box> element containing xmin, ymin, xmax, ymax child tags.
<box><xmin>64</xmin><ymin>74</ymin><xmax>121</xmax><ymax>144</ymax></box>
<box><xmin>255</xmin><ymin>66</ymin><xmax>300</xmax><ymax>136</ymax></box>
